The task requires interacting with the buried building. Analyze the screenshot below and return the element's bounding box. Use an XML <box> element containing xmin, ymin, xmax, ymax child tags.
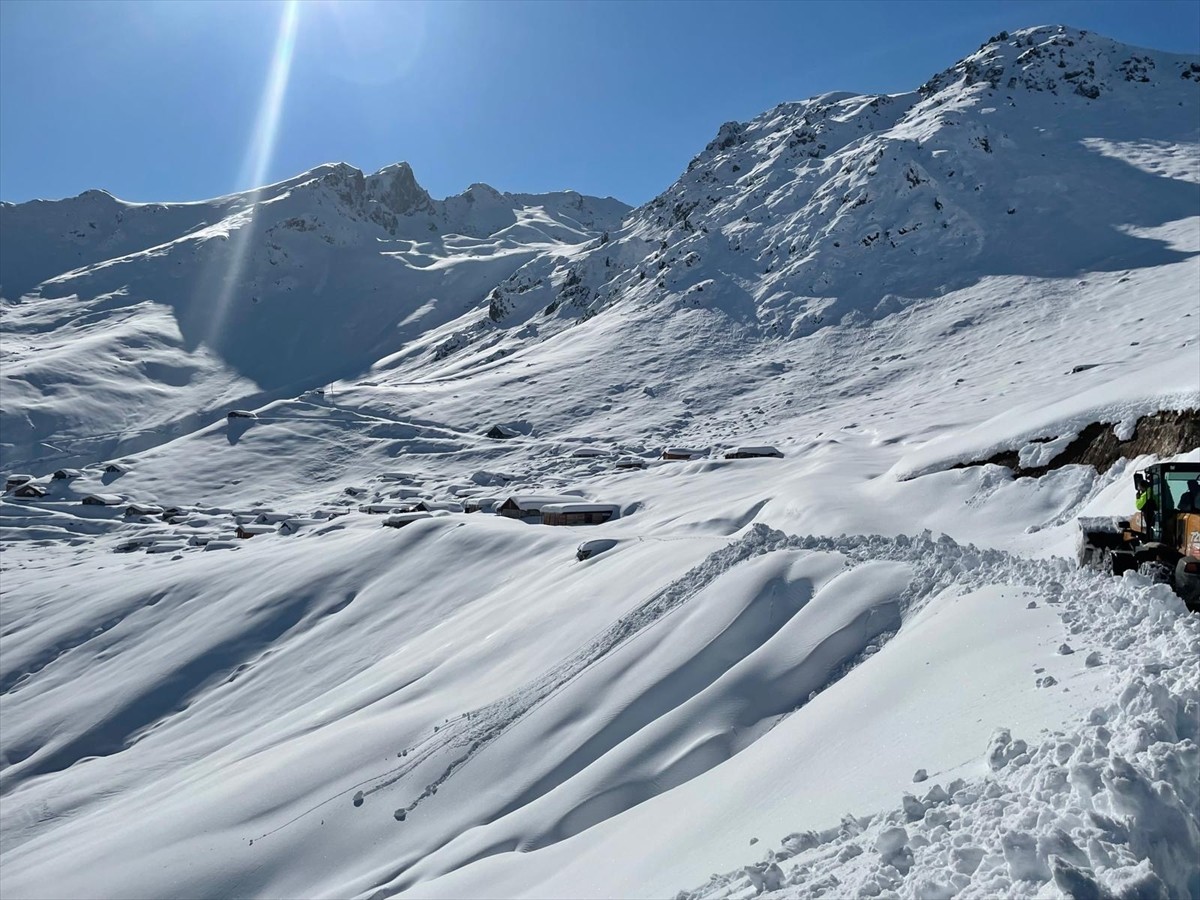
<box><xmin>497</xmin><ymin>495</ymin><xmax>579</xmax><ymax>521</ymax></box>
<box><xmin>541</xmin><ymin>503</ymin><xmax>621</xmax><ymax>526</ymax></box>
<box><xmin>724</xmin><ymin>445</ymin><xmax>784</xmax><ymax>460</ymax></box>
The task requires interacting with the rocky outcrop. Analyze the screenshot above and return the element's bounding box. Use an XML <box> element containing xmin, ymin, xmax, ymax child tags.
<box><xmin>956</xmin><ymin>409</ymin><xmax>1200</xmax><ymax>477</ymax></box>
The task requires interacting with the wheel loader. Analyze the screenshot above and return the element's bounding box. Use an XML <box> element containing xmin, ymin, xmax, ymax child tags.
<box><xmin>1078</xmin><ymin>462</ymin><xmax>1200</xmax><ymax>611</ymax></box>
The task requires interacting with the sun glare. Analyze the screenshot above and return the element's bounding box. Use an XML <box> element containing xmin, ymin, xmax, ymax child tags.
<box><xmin>204</xmin><ymin>0</ymin><xmax>301</xmax><ymax>352</ymax></box>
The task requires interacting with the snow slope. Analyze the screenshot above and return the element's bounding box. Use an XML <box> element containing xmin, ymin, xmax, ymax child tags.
<box><xmin>1</xmin><ymin>24</ymin><xmax>1198</xmax><ymax>900</ymax></box>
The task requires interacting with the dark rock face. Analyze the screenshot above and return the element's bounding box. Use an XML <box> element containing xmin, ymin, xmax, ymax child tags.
<box><xmin>957</xmin><ymin>409</ymin><xmax>1200</xmax><ymax>477</ymax></box>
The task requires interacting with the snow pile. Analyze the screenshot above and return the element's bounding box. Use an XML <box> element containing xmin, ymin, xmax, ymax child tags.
<box><xmin>679</xmin><ymin>569</ymin><xmax>1199</xmax><ymax>900</ymax></box>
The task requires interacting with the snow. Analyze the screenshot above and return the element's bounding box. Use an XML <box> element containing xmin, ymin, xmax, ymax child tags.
<box><xmin>1</xmin><ymin>23</ymin><xmax>1198</xmax><ymax>900</ymax></box>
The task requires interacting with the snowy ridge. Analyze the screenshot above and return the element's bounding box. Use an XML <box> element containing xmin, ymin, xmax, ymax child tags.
<box><xmin>460</xmin><ymin>25</ymin><xmax>1198</xmax><ymax>356</ymax></box>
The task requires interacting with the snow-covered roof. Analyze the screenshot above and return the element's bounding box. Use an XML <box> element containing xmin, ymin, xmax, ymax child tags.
<box><xmin>383</xmin><ymin>511</ymin><xmax>433</xmax><ymax>527</ymax></box>
<box><xmin>662</xmin><ymin>448</ymin><xmax>707</xmax><ymax>458</ymax></box>
<box><xmin>727</xmin><ymin>445</ymin><xmax>783</xmax><ymax>456</ymax></box>
<box><xmin>540</xmin><ymin>503</ymin><xmax>621</xmax><ymax>514</ymax></box>
<box><xmin>501</xmin><ymin>495</ymin><xmax>579</xmax><ymax>510</ymax></box>
<box><xmin>236</xmin><ymin>524</ymin><xmax>276</xmax><ymax>535</ymax></box>
<box><xmin>82</xmin><ymin>493</ymin><xmax>123</xmax><ymax>505</ymax></box>
<box><xmin>125</xmin><ymin>503</ymin><xmax>164</xmax><ymax>515</ymax></box>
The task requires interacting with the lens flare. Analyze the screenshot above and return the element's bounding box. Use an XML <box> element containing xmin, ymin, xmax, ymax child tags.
<box><xmin>203</xmin><ymin>0</ymin><xmax>300</xmax><ymax>352</ymax></box>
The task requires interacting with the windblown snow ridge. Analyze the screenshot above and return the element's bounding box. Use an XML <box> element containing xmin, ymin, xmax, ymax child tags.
<box><xmin>302</xmin><ymin>525</ymin><xmax>1107</xmax><ymax>898</ymax></box>
<box><xmin>678</xmin><ymin>565</ymin><xmax>1200</xmax><ymax>900</ymax></box>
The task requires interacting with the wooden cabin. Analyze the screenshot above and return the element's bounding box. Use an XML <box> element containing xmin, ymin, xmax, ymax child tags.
<box><xmin>486</xmin><ymin>424</ymin><xmax>519</xmax><ymax>440</ymax></box>
<box><xmin>661</xmin><ymin>447</ymin><xmax>707</xmax><ymax>461</ymax></box>
<box><xmin>382</xmin><ymin>511</ymin><xmax>432</xmax><ymax>528</ymax></box>
<box><xmin>125</xmin><ymin>503</ymin><xmax>165</xmax><ymax>518</ymax></box>
<box><xmin>102</xmin><ymin>463</ymin><xmax>131</xmax><ymax>475</ymax></box>
<box><xmin>82</xmin><ymin>493</ymin><xmax>123</xmax><ymax>506</ymax></box>
<box><xmin>5</xmin><ymin>474</ymin><xmax>33</xmax><ymax>491</ymax></box>
<box><xmin>724</xmin><ymin>445</ymin><xmax>784</xmax><ymax>460</ymax></box>
<box><xmin>615</xmin><ymin>457</ymin><xmax>648</xmax><ymax>470</ymax></box>
<box><xmin>410</xmin><ymin>500</ymin><xmax>464</xmax><ymax>513</ymax></box>
<box><xmin>541</xmin><ymin>503</ymin><xmax>621</xmax><ymax>526</ymax></box>
<box><xmin>52</xmin><ymin>468</ymin><xmax>83</xmax><ymax>481</ymax></box>
<box><xmin>465</xmin><ymin>497</ymin><xmax>502</xmax><ymax>514</ymax></box>
<box><xmin>12</xmin><ymin>482</ymin><xmax>48</xmax><ymax>499</ymax></box>
<box><xmin>359</xmin><ymin>503</ymin><xmax>399</xmax><ymax>515</ymax></box>
<box><xmin>236</xmin><ymin>523</ymin><xmax>276</xmax><ymax>539</ymax></box>
<box><xmin>254</xmin><ymin>512</ymin><xmax>293</xmax><ymax>524</ymax></box>
<box><xmin>497</xmin><ymin>495</ymin><xmax>578</xmax><ymax>520</ymax></box>
<box><xmin>279</xmin><ymin>518</ymin><xmax>321</xmax><ymax>535</ymax></box>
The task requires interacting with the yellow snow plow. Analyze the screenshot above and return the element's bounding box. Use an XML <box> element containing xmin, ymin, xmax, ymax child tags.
<box><xmin>1078</xmin><ymin>462</ymin><xmax>1200</xmax><ymax>611</ymax></box>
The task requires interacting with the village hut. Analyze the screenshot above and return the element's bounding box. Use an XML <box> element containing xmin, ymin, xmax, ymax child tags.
<box><xmin>410</xmin><ymin>500</ymin><xmax>464</xmax><ymax>513</ymax></box>
<box><xmin>236</xmin><ymin>523</ymin><xmax>276</xmax><ymax>539</ymax></box>
<box><xmin>12</xmin><ymin>482</ymin><xmax>48</xmax><ymax>499</ymax></box>
<box><xmin>125</xmin><ymin>502</ymin><xmax>165</xmax><ymax>518</ymax></box>
<box><xmin>541</xmin><ymin>503</ymin><xmax>621</xmax><ymax>526</ymax></box>
<box><xmin>279</xmin><ymin>518</ymin><xmax>321</xmax><ymax>535</ymax></box>
<box><xmin>359</xmin><ymin>503</ymin><xmax>401</xmax><ymax>514</ymax></box>
<box><xmin>464</xmin><ymin>497</ymin><xmax>502</xmax><ymax>514</ymax></box>
<box><xmin>227</xmin><ymin>410</ymin><xmax>257</xmax><ymax>420</ymax></box>
<box><xmin>724</xmin><ymin>446</ymin><xmax>784</xmax><ymax>460</ymax></box>
<box><xmin>5</xmin><ymin>474</ymin><xmax>33</xmax><ymax>491</ymax></box>
<box><xmin>497</xmin><ymin>495</ymin><xmax>578</xmax><ymax>520</ymax></box>
<box><xmin>615</xmin><ymin>457</ymin><xmax>648</xmax><ymax>470</ymax></box>
<box><xmin>382</xmin><ymin>511</ymin><xmax>432</xmax><ymax>528</ymax></box>
<box><xmin>253</xmin><ymin>511</ymin><xmax>294</xmax><ymax>524</ymax></box>
<box><xmin>82</xmin><ymin>493</ymin><xmax>123</xmax><ymax>506</ymax></box>
<box><xmin>52</xmin><ymin>468</ymin><xmax>83</xmax><ymax>481</ymax></box>
<box><xmin>661</xmin><ymin>447</ymin><xmax>707</xmax><ymax>461</ymax></box>
<box><xmin>102</xmin><ymin>462</ymin><xmax>131</xmax><ymax>475</ymax></box>
<box><xmin>486</xmin><ymin>424</ymin><xmax>520</xmax><ymax>440</ymax></box>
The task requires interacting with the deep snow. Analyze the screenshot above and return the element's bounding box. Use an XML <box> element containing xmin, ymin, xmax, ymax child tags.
<box><xmin>1</xmin><ymin>24</ymin><xmax>1198</xmax><ymax>900</ymax></box>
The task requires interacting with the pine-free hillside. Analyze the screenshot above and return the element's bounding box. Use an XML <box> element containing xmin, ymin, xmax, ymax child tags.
<box><xmin>464</xmin><ymin>25</ymin><xmax>1199</xmax><ymax>349</ymax></box>
<box><xmin>0</xmin><ymin>167</ymin><xmax>629</xmax><ymax>470</ymax></box>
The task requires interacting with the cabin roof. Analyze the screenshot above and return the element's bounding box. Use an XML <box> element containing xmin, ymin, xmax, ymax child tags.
<box><xmin>83</xmin><ymin>493</ymin><xmax>123</xmax><ymax>505</ymax></box>
<box><xmin>502</xmin><ymin>495</ymin><xmax>579</xmax><ymax>510</ymax></box>
<box><xmin>540</xmin><ymin>503</ymin><xmax>621</xmax><ymax>514</ymax></box>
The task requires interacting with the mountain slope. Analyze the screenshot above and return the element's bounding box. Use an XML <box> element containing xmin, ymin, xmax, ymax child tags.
<box><xmin>0</xmin><ymin>164</ymin><xmax>629</xmax><ymax>470</ymax></box>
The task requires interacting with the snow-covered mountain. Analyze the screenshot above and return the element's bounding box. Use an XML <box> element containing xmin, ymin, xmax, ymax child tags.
<box><xmin>0</xmin><ymin>164</ymin><xmax>628</xmax><ymax>469</ymax></box>
<box><xmin>1</xmin><ymin>25</ymin><xmax>1198</xmax><ymax>900</ymax></box>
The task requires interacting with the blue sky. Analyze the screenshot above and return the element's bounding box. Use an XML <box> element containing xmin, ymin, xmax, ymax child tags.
<box><xmin>1</xmin><ymin>0</ymin><xmax>1197</xmax><ymax>206</ymax></box>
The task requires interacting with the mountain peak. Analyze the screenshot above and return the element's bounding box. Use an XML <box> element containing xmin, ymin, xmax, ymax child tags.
<box><xmin>921</xmin><ymin>24</ymin><xmax>1200</xmax><ymax>102</ymax></box>
<box><xmin>363</xmin><ymin>160</ymin><xmax>434</xmax><ymax>216</ymax></box>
